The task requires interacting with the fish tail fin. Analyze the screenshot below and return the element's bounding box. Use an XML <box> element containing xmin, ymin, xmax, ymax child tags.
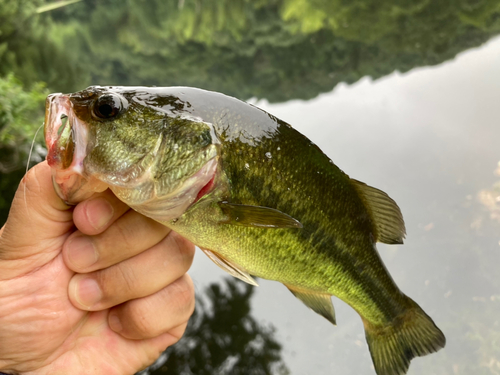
<box><xmin>362</xmin><ymin>299</ymin><xmax>446</xmax><ymax>375</ymax></box>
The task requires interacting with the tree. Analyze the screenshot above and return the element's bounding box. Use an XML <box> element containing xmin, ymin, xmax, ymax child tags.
<box><xmin>0</xmin><ymin>74</ymin><xmax>47</xmax><ymax>225</ymax></box>
<box><xmin>0</xmin><ymin>0</ymin><xmax>87</xmax><ymax>92</ymax></box>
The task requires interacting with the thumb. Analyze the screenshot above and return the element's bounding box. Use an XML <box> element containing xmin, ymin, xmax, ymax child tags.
<box><xmin>0</xmin><ymin>161</ymin><xmax>74</xmax><ymax>277</ymax></box>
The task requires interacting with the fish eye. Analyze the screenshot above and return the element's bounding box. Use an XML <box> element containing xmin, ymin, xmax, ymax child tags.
<box><xmin>92</xmin><ymin>93</ymin><xmax>127</xmax><ymax>119</ymax></box>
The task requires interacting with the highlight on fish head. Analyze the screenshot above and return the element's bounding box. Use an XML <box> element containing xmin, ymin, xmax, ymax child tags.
<box><xmin>44</xmin><ymin>86</ymin><xmax>219</xmax><ymax>219</ymax></box>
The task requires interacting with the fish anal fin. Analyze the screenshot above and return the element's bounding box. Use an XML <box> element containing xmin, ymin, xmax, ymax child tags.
<box><xmin>285</xmin><ymin>284</ymin><xmax>336</xmax><ymax>326</ymax></box>
<box><xmin>201</xmin><ymin>248</ymin><xmax>258</xmax><ymax>286</ymax></box>
<box><xmin>363</xmin><ymin>298</ymin><xmax>445</xmax><ymax>375</ymax></box>
<box><xmin>218</xmin><ymin>201</ymin><xmax>302</xmax><ymax>229</ymax></box>
<box><xmin>352</xmin><ymin>179</ymin><xmax>406</xmax><ymax>245</ymax></box>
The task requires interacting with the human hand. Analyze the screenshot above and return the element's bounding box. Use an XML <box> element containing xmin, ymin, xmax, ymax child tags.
<box><xmin>0</xmin><ymin>161</ymin><xmax>195</xmax><ymax>375</ymax></box>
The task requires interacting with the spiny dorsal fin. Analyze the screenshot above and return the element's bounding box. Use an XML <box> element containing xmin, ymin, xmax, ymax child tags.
<box><xmin>285</xmin><ymin>284</ymin><xmax>336</xmax><ymax>325</ymax></box>
<box><xmin>352</xmin><ymin>179</ymin><xmax>406</xmax><ymax>245</ymax></box>
<box><xmin>201</xmin><ymin>248</ymin><xmax>259</xmax><ymax>286</ymax></box>
<box><xmin>218</xmin><ymin>202</ymin><xmax>302</xmax><ymax>229</ymax></box>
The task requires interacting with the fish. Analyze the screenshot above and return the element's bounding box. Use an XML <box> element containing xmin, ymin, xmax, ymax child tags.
<box><xmin>44</xmin><ymin>86</ymin><xmax>445</xmax><ymax>375</ymax></box>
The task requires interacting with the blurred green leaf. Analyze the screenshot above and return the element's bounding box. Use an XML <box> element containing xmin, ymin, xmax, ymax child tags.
<box><xmin>0</xmin><ymin>73</ymin><xmax>47</xmax><ymax>147</ymax></box>
<box><xmin>0</xmin><ymin>73</ymin><xmax>47</xmax><ymax>225</ymax></box>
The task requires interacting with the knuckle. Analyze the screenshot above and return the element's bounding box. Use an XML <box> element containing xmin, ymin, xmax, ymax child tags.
<box><xmin>169</xmin><ymin>275</ymin><xmax>196</xmax><ymax>316</ymax></box>
<box><xmin>129</xmin><ymin>302</ymin><xmax>158</xmax><ymax>335</ymax></box>
<box><xmin>111</xmin><ymin>219</ymin><xmax>135</xmax><ymax>250</ymax></box>
<box><xmin>114</xmin><ymin>262</ymin><xmax>138</xmax><ymax>294</ymax></box>
<box><xmin>96</xmin><ymin>262</ymin><xmax>137</xmax><ymax>304</ymax></box>
<box><xmin>119</xmin><ymin>276</ymin><xmax>195</xmax><ymax>338</ymax></box>
<box><xmin>170</xmin><ymin>235</ymin><xmax>195</xmax><ymax>269</ymax></box>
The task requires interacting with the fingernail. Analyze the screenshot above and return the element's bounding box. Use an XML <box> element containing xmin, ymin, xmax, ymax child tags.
<box><xmin>74</xmin><ymin>277</ymin><xmax>102</xmax><ymax>308</ymax></box>
<box><xmin>109</xmin><ymin>313</ymin><xmax>123</xmax><ymax>332</ymax></box>
<box><xmin>68</xmin><ymin>236</ymin><xmax>98</xmax><ymax>269</ymax></box>
<box><xmin>86</xmin><ymin>197</ymin><xmax>114</xmax><ymax>230</ymax></box>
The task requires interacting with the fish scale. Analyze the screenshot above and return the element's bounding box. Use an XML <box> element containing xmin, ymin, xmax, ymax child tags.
<box><xmin>175</xmin><ymin>121</ymin><xmax>403</xmax><ymax>323</ymax></box>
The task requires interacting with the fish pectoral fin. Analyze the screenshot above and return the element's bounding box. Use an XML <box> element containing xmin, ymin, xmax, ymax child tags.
<box><xmin>201</xmin><ymin>248</ymin><xmax>259</xmax><ymax>286</ymax></box>
<box><xmin>285</xmin><ymin>284</ymin><xmax>336</xmax><ymax>326</ymax></box>
<box><xmin>218</xmin><ymin>202</ymin><xmax>302</xmax><ymax>229</ymax></box>
<box><xmin>351</xmin><ymin>179</ymin><xmax>406</xmax><ymax>245</ymax></box>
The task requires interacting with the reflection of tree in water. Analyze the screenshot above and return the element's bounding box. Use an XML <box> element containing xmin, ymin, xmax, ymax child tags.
<box><xmin>44</xmin><ymin>0</ymin><xmax>500</xmax><ymax>102</ymax></box>
<box><xmin>138</xmin><ymin>277</ymin><xmax>289</xmax><ymax>375</ymax></box>
<box><xmin>3</xmin><ymin>0</ymin><xmax>500</xmax><ymax>101</ymax></box>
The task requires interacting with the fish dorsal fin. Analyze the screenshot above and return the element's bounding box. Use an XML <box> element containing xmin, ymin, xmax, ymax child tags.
<box><xmin>285</xmin><ymin>284</ymin><xmax>336</xmax><ymax>325</ymax></box>
<box><xmin>201</xmin><ymin>248</ymin><xmax>259</xmax><ymax>286</ymax></box>
<box><xmin>352</xmin><ymin>179</ymin><xmax>406</xmax><ymax>245</ymax></box>
<box><xmin>218</xmin><ymin>202</ymin><xmax>302</xmax><ymax>229</ymax></box>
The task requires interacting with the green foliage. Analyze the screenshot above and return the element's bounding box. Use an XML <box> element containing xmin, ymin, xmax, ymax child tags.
<box><xmin>0</xmin><ymin>0</ymin><xmax>87</xmax><ymax>92</ymax></box>
<box><xmin>0</xmin><ymin>0</ymin><xmax>44</xmax><ymax>84</ymax></box>
<box><xmin>39</xmin><ymin>0</ymin><xmax>500</xmax><ymax>102</ymax></box>
<box><xmin>0</xmin><ymin>73</ymin><xmax>48</xmax><ymax>225</ymax></box>
<box><xmin>281</xmin><ymin>0</ymin><xmax>500</xmax><ymax>39</ymax></box>
<box><xmin>2</xmin><ymin>0</ymin><xmax>500</xmax><ymax>101</ymax></box>
<box><xmin>0</xmin><ymin>0</ymin><xmax>41</xmax><ymax>38</ymax></box>
<box><xmin>0</xmin><ymin>73</ymin><xmax>47</xmax><ymax>147</ymax></box>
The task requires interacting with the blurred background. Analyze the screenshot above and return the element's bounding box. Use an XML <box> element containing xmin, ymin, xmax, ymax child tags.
<box><xmin>1</xmin><ymin>0</ymin><xmax>499</xmax><ymax>374</ymax></box>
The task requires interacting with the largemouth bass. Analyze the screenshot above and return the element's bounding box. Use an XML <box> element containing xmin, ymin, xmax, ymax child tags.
<box><xmin>44</xmin><ymin>86</ymin><xmax>445</xmax><ymax>375</ymax></box>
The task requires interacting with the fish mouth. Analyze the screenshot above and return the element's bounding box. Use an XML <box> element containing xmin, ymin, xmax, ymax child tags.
<box><xmin>44</xmin><ymin>94</ymin><xmax>107</xmax><ymax>204</ymax></box>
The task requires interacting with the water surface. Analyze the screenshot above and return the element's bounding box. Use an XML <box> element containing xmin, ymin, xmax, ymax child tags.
<box><xmin>190</xmin><ymin>36</ymin><xmax>500</xmax><ymax>375</ymax></box>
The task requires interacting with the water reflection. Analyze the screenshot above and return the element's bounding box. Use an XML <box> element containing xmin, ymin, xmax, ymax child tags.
<box><xmin>2</xmin><ymin>0</ymin><xmax>499</xmax><ymax>101</ymax></box>
<box><xmin>137</xmin><ymin>277</ymin><xmax>288</xmax><ymax>375</ymax></box>
<box><xmin>478</xmin><ymin>165</ymin><xmax>500</xmax><ymax>225</ymax></box>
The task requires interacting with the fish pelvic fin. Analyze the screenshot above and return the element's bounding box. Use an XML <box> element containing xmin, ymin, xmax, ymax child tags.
<box><xmin>201</xmin><ymin>248</ymin><xmax>259</xmax><ymax>286</ymax></box>
<box><xmin>362</xmin><ymin>299</ymin><xmax>446</xmax><ymax>375</ymax></box>
<box><xmin>285</xmin><ymin>284</ymin><xmax>336</xmax><ymax>326</ymax></box>
<box><xmin>351</xmin><ymin>179</ymin><xmax>406</xmax><ymax>245</ymax></box>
